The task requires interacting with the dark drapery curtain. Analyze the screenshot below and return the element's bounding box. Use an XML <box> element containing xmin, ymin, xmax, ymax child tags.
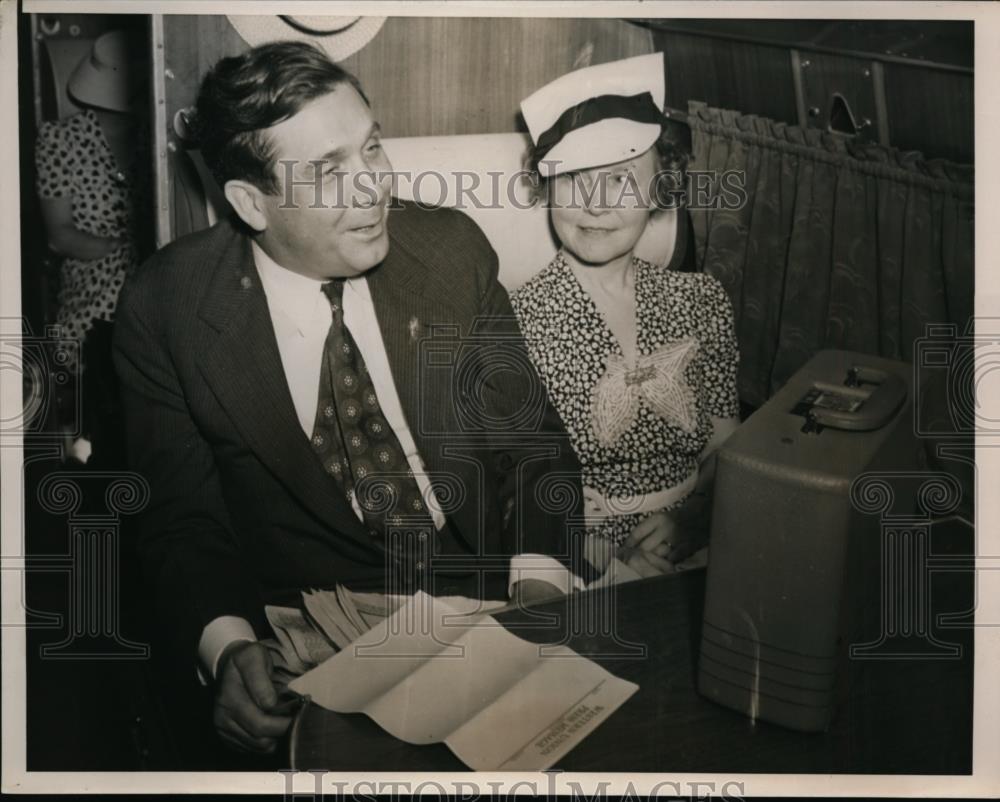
<box><xmin>685</xmin><ymin>101</ymin><xmax>974</xmax><ymax>410</ymax></box>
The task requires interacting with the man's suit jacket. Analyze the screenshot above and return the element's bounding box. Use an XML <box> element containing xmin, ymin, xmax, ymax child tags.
<box><xmin>113</xmin><ymin>202</ymin><xmax>585</xmax><ymax>662</ymax></box>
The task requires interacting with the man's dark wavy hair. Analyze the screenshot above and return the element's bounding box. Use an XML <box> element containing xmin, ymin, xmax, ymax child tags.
<box><xmin>191</xmin><ymin>41</ymin><xmax>368</xmax><ymax>195</ymax></box>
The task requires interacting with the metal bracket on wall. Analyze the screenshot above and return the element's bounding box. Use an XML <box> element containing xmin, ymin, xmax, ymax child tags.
<box><xmin>790</xmin><ymin>48</ymin><xmax>889</xmax><ymax>146</ymax></box>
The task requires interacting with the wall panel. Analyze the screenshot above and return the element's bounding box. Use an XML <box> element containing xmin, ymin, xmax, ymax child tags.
<box><xmin>657</xmin><ymin>31</ymin><xmax>799</xmax><ymax>124</ymax></box>
<box><xmin>161</xmin><ymin>15</ymin><xmax>654</xmax><ymax>137</ymax></box>
<box><xmin>883</xmin><ymin>66</ymin><xmax>972</xmax><ymax>163</ymax></box>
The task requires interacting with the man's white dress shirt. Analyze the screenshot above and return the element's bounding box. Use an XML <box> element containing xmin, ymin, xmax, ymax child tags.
<box><xmin>198</xmin><ymin>242</ymin><xmax>582</xmax><ymax>678</ymax></box>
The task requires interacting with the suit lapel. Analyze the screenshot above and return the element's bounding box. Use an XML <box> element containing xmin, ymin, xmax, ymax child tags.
<box><xmin>366</xmin><ymin>242</ymin><xmax>483</xmax><ymax>543</ymax></box>
<box><xmin>368</xmin><ymin>271</ymin><xmax>435</xmax><ymax>421</ymax></box>
<box><xmin>367</xmin><ymin>255</ymin><xmax>455</xmax><ymax>471</ymax></box>
<box><xmin>197</xmin><ymin>227</ymin><xmax>369</xmax><ymax>545</ymax></box>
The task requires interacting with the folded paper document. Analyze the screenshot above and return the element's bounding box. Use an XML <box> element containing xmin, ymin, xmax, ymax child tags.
<box><xmin>289</xmin><ymin>591</ymin><xmax>637</xmax><ymax>770</ymax></box>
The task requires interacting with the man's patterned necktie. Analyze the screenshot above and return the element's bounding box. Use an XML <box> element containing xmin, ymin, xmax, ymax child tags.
<box><xmin>310</xmin><ymin>279</ymin><xmax>436</xmax><ymax>550</ymax></box>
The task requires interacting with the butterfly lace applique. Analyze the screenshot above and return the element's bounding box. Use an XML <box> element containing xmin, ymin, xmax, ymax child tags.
<box><xmin>592</xmin><ymin>338</ymin><xmax>699</xmax><ymax>446</ymax></box>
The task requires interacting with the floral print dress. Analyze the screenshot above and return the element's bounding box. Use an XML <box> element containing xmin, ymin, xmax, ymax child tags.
<box><xmin>512</xmin><ymin>250</ymin><xmax>740</xmax><ymax>544</ymax></box>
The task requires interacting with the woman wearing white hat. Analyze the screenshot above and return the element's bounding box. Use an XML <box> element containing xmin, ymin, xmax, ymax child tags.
<box><xmin>512</xmin><ymin>53</ymin><xmax>741</xmax><ymax>578</ymax></box>
<box><xmin>35</xmin><ymin>30</ymin><xmax>148</xmax><ymax>463</ymax></box>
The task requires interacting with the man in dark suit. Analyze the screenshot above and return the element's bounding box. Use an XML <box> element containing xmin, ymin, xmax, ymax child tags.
<box><xmin>113</xmin><ymin>42</ymin><xmax>587</xmax><ymax>755</ymax></box>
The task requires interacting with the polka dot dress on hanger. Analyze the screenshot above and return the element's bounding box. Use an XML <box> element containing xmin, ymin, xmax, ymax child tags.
<box><xmin>35</xmin><ymin>109</ymin><xmax>140</xmax><ymax>369</ymax></box>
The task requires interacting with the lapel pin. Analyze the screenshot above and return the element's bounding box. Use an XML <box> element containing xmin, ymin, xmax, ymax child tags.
<box><xmin>409</xmin><ymin>317</ymin><xmax>421</xmax><ymax>340</ymax></box>
<box><xmin>240</xmin><ymin>275</ymin><xmax>252</xmax><ymax>290</ymax></box>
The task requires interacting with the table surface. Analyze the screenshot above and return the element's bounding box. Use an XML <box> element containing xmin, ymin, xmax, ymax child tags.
<box><xmin>290</xmin><ymin>537</ymin><xmax>973</xmax><ymax>774</ymax></box>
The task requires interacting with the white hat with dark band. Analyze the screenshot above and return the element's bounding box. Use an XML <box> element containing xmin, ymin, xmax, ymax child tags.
<box><xmin>521</xmin><ymin>52</ymin><xmax>676</xmax><ymax>178</ymax></box>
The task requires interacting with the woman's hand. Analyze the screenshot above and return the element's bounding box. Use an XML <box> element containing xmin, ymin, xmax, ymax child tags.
<box><xmin>618</xmin><ymin>512</ymin><xmax>679</xmax><ymax>577</ymax></box>
<box><xmin>619</xmin><ymin>510</ymin><xmax>706</xmax><ymax>577</ymax></box>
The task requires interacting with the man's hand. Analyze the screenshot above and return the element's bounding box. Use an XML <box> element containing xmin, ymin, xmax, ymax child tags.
<box><xmin>511</xmin><ymin>578</ymin><xmax>564</xmax><ymax>607</ymax></box>
<box><xmin>213</xmin><ymin>641</ymin><xmax>296</xmax><ymax>754</ymax></box>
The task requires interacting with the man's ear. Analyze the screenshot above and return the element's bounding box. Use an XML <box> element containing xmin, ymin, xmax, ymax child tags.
<box><xmin>224</xmin><ymin>180</ymin><xmax>269</xmax><ymax>232</ymax></box>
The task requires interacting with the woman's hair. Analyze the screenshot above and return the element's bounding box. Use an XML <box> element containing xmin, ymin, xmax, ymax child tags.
<box><xmin>191</xmin><ymin>41</ymin><xmax>368</xmax><ymax>195</ymax></box>
<box><xmin>525</xmin><ymin>121</ymin><xmax>691</xmax><ymax>211</ymax></box>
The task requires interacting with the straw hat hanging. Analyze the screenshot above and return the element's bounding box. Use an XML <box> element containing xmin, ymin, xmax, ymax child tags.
<box><xmin>227</xmin><ymin>16</ymin><xmax>386</xmax><ymax>62</ymax></box>
<box><xmin>67</xmin><ymin>30</ymin><xmax>145</xmax><ymax>113</ymax></box>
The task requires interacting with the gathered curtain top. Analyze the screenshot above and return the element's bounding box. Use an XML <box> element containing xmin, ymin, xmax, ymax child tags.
<box><xmin>687</xmin><ymin>100</ymin><xmax>973</xmax><ymax>200</ymax></box>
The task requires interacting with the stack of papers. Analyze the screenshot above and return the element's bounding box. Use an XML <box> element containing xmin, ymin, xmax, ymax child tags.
<box><xmin>301</xmin><ymin>585</ymin><xmax>398</xmax><ymax>650</ymax></box>
<box><xmin>265</xmin><ymin>586</ymin><xmax>510</xmax><ymax>677</ymax></box>
<box><xmin>265</xmin><ymin>606</ymin><xmax>336</xmax><ymax>678</ymax></box>
<box><xmin>289</xmin><ymin>592</ymin><xmax>638</xmax><ymax>770</ymax></box>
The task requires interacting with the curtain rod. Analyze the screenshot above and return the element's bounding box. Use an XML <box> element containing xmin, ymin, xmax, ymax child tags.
<box><xmin>628</xmin><ymin>19</ymin><xmax>973</xmax><ymax>77</ymax></box>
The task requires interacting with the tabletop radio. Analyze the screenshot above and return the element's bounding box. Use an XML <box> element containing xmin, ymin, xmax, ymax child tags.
<box><xmin>697</xmin><ymin>349</ymin><xmax>923</xmax><ymax>732</ymax></box>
